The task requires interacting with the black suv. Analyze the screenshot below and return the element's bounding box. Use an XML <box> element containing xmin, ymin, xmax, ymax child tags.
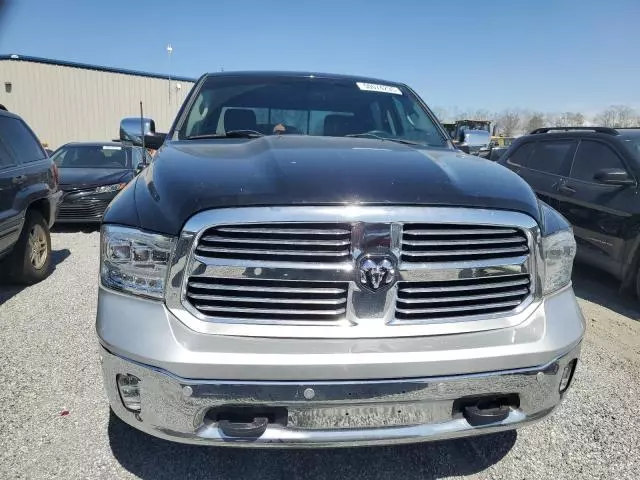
<box><xmin>499</xmin><ymin>126</ymin><xmax>640</xmax><ymax>295</ymax></box>
<box><xmin>0</xmin><ymin>110</ymin><xmax>61</xmax><ymax>284</ymax></box>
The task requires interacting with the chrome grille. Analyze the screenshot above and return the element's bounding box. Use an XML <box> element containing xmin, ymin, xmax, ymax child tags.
<box><xmin>401</xmin><ymin>224</ymin><xmax>529</xmax><ymax>262</ymax></box>
<box><xmin>170</xmin><ymin>207</ymin><xmax>539</xmax><ymax>338</ymax></box>
<box><xmin>195</xmin><ymin>223</ymin><xmax>352</xmax><ymax>263</ymax></box>
<box><xmin>186</xmin><ymin>278</ymin><xmax>349</xmax><ymax>323</ymax></box>
<box><xmin>395</xmin><ymin>274</ymin><xmax>531</xmax><ymax>321</ymax></box>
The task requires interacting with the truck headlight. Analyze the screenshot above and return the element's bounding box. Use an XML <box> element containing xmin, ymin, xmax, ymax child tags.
<box><xmin>95</xmin><ymin>183</ymin><xmax>126</xmax><ymax>194</ymax></box>
<box><xmin>100</xmin><ymin>225</ymin><xmax>175</xmax><ymax>299</ymax></box>
<box><xmin>541</xmin><ymin>229</ymin><xmax>576</xmax><ymax>295</ymax></box>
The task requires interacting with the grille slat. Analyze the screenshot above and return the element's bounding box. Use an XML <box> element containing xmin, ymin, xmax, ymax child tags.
<box><xmin>401</xmin><ymin>276</ymin><xmax>530</xmax><ymax>294</ymax></box>
<box><xmin>395</xmin><ymin>274</ymin><xmax>531</xmax><ymax>321</ymax></box>
<box><xmin>402</xmin><ymin>237</ymin><xmax>526</xmax><ymax>246</ymax></box>
<box><xmin>402</xmin><ymin>223</ymin><xmax>529</xmax><ymax>262</ymax></box>
<box><xmin>396</xmin><ymin>288</ymin><xmax>529</xmax><ymax>304</ymax></box>
<box><xmin>188</xmin><ymin>282</ymin><xmax>345</xmax><ymax>295</ymax></box>
<box><xmin>201</xmin><ymin>236</ymin><xmax>351</xmax><ymax>246</ymax></box>
<box><xmin>194</xmin><ymin>305</ymin><xmax>347</xmax><ymax>316</ymax></box>
<box><xmin>187</xmin><ymin>293</ymin><xmax>347</xmax><ymax>305</ymax></box>
<box><xmin>403</xmin><ymin>227</ymin><xmax>518</xmax><ymax>236</ymax></box>
<box><xmin>215</xmin><ymin>227</ymin><xmax>351</xmax><ymax>236</ymax></box>
<box><xmin>396</xmin><ymin>300</ymin><xmax>522</xmax><ymax>315</ymax></box>
<box><xmin>196</xmin><ymin>246</ymin><xmax>351</xmax><ymax>257</ymax></box>
<box><xmin>196</xmin><ymin>223</ymin><xmax>352</xmax><ymax>263</ymax></box>
<box><xmin>401</xmin><ymin>246</ymin><xmax>528</xmax><ymax>257</ymax></box>
<box><xmin>186</xmin><ymin>278</ymin><xmax>349</xmax><ymax>323</ymax></box>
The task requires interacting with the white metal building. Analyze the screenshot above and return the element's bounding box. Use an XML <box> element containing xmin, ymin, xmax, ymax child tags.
<box><xmin>0</xmin><ymin>54</ymin><xmax>196</xmax><ymax>149</ymax></box>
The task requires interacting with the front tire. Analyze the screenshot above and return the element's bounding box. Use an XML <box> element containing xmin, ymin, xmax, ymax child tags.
<box><xmin>11</xmin><ymin>211</ymin><xmax>52</xmax><ymax>284</ymax></box>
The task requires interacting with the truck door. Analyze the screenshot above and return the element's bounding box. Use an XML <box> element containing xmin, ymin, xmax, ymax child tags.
<box><xmin>555</xmin><ymin>139</ymin><xmax>638</xmax><ymax>277</ymax></box>
<box><xmin>503</xmin><ymin>138</ymin><xmax>576</xmax><ymax>210</ymax></box>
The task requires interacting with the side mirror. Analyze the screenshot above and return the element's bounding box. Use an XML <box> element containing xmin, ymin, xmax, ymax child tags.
<box><xmin>120</xmin><ymin>117</ymin><xmax>166</xmax><ymax>149</ymax></box>
<box><xmin>143</xmin><ymin>133</ymin><xmax>166</xmax><ymax>150</ymax></box>
<box><xmin>593</xmin><ymin>168</ymin><xmax>636</xmax><ymax>186</ymax></box>
<box><xmin>457</xmin><ymin>144</ymin><xmax>471</xmax><ymax>154</ymax></box>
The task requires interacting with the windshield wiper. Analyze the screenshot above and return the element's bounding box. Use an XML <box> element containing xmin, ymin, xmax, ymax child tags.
<box><xmin>344</xmin><ymin>133</ymin><xmax>427</xmax><ymax>147</ymax></box>
<box><xmin>185</xmin><ymin>129</ymin><xmax>264</xmax><ymax>140</ymax></box>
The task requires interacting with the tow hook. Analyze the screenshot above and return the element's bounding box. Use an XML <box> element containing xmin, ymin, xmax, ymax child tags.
<box><xmin>218</xmin><ymin>417</ymin><xmax>269</xmax><ymax>438</ymax></box>
<box><xmin>208</xmin><ymin>406</ymin><xmax>288</xmax><ymax>439</ymax></box>
<box><xmin>463</xmin><ymin>404</ymin><xmax>511</xmax><ymax>426</ymax></box>
<box><xmin>453</xmin><ymin>394</ymin><xmax>519</xmax><ymax>427</ymax></box>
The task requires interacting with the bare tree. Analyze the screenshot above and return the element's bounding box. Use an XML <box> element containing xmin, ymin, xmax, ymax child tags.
<box><xmin>547</xmin><ymin>111</ymin><xmax>585</xmax><ymax>128</ymax></box>
<box><xmin>595</xmin><ymin>105</ymin><xmax>637</xmax><ymax>127</ymax></box>
<box><xmin>430</xmin><ymin>106</ymin><xmax>448</xmax><ymax>122</ymax></box>
<box><xmin>553</xmin><ymin>113</ymin><xmax>570</xmax><ymax>127</ymax></box>
<box><xmin>595</xmin><ymin>108</ymin><xmax>617</xmax><ymax>127</ymax></box>
<box><xmin>448</xmin><ymin>107</ymin><xmax>469</xmax><ymax>121</ymax></box>
<box><xmin>570</xmin><ymin>112</ymin><xmax>585</xmax><ymax>126</ymax></box>
<box><xmin>523</xmin><ymin>111</ymin><xmax>546</xmax><ymax>133</ymax></box>
<box><xmin>496</xmin><ymin>110</ymin><xmax>521</xmax><ymax>136</ymax></box>
<box><xmin>468</xmin><ymin>109</ymin><xmax>491</xmax><ymax>120</ymax></box>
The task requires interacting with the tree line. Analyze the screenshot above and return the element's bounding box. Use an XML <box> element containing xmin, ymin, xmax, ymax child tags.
<box><xmin>431</xmin><ymin>105</ymin><xmax>640</xmax><ymax>137</ymax></box>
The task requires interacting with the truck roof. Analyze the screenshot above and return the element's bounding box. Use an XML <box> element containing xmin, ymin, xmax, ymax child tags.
<box><xmin>203</xmin><ymin>70</ymin><xmax>406</xmax><ymax>87</ymax></box>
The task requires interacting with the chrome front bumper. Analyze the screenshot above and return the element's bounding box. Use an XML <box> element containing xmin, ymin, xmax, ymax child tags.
<box><xmin>102</xmin><ymin>343</ymin><xmax>580</xmax><ymax>448</ymax></box>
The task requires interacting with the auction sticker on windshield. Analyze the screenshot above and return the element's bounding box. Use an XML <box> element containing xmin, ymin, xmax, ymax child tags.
<box><xmin>103</xmin><ymin>146</ymin><xmax>122</xmax><ymax>150</ymax></box>
<box><xmin>356</xmin><ymin>82</ymin><xmax>402</xmax><ymax>95</ymax></box>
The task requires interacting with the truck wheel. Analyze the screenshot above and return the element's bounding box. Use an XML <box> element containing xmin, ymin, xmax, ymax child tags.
<box><xmin>11</xmin><ymin>211</ymin><xmax>52</xmax><ymax>284</ymax></box>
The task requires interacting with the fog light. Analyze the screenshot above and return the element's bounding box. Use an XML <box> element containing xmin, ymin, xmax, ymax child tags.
<box><xmin>559</xmin><ymin>360</ymin><xmax>577</xmax><ymax>393</ymax></box>
<box><xmin>117</xmin><ymin>374</ymin><xmax>141</xmax><ymax>411</ymax></box>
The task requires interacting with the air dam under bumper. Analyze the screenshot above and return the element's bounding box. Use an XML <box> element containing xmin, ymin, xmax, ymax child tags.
<box><xmin>102</xmin><ymin>344</ymin><xmax>580</xmax><ymax>447</ymax></box>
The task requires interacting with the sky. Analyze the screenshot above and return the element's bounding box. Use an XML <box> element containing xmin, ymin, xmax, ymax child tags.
<box><xmin>1</xmin><ymin>0</ymin><xmax>639</xmax><ymax>115</ymax></box>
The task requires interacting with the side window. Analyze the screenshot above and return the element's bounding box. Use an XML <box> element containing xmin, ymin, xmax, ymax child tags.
<box><xmin>0</xmin><ymin>138</ymin><xmax>16</xmax><ymax>169</ymax></box>
<box><xmin>0</xmin><ymin>116</ymin><xmax>46</xmax><ymax>163</ymax></box>
<box><xmin>507</xmin><ymin>142</ymin><xmax>535</xmax><ymax>167</ymax></box>
<box><xmin>391</xmin><ymin>97</ymin><xmax>442</xmax><ymax>142</ymax></box>
<box><xmin>570</xmin><ymin>140</ymin><xmax>626</xmax><ymax>183</ymax></box>
<box><xmin>527</xmin><ymin>140</ymin><xmax>574</xmax><ymax>174</ymax></box>
<box><xmin>185</xmin><ymin>94</ymin><xmax>207</xmax><ymax>136</ymax></box>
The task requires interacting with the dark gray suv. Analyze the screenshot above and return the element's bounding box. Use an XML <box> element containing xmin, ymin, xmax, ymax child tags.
<box><xmin>0</xmin><ymin>109</ymin><xmax>61</xmax><ymax>284</ymax></box>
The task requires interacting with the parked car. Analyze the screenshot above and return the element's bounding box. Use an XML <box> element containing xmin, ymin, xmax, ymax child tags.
<box><xmin>97</xmin><ymin>72</ymin><xmax>584</xmax><ymax>447</ymax></box>
<box><xmin>499</xmin><ymin>126</ymin><xmax>640</xmax><ymax>296</ymax></box>
<box><xmin>51</xmin><ymin>142</ymin><xmax>152</xmax><ymax>223</ymax></box>
<box><xmin>0</xmin><ymin>109</ymin><xmax>61</xmax><ymax>284</ymax></box>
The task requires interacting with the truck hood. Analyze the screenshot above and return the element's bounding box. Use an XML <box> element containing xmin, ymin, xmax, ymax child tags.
<box><xmin>107</xmin><ymin>135</ymin><xmax>540</xmax><ymax>235</ymax></box>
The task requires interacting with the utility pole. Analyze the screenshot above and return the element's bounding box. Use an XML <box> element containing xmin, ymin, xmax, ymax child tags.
<box><xmin>167</xmin><ymin>43</ymin><xmax>173</xmax><ymax>105</ymax></box>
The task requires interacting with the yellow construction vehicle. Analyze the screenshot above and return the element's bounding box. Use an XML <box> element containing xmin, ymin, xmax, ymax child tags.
<box><xmin>490</xmin><ymin>136</ymin><xmax>515</xmax><ymax>148</ymax></box>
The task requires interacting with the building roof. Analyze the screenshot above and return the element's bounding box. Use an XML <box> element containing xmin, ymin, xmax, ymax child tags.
<box><xmin>0</xmin><ymin>54</ymin><xmax>196</xmax><ymax>83</ymax></box>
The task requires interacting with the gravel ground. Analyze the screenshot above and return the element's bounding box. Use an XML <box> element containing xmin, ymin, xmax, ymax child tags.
<box><xmin>1</xmin><ymin>229</ymin><xmax>639</xmax><ymax>480</ymax></box>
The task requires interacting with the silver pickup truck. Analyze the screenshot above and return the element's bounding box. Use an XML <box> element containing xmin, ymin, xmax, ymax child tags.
<box><xmin>97</xmin><ymin>71</ymin><xmax>584</xmax><ymax>447</ymax></box>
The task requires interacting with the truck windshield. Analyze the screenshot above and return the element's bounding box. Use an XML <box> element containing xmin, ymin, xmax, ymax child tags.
<box><xmin>176</xmin><ymin>75</ymin><xmax>447</xmax><ymax>147</ymax></box>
